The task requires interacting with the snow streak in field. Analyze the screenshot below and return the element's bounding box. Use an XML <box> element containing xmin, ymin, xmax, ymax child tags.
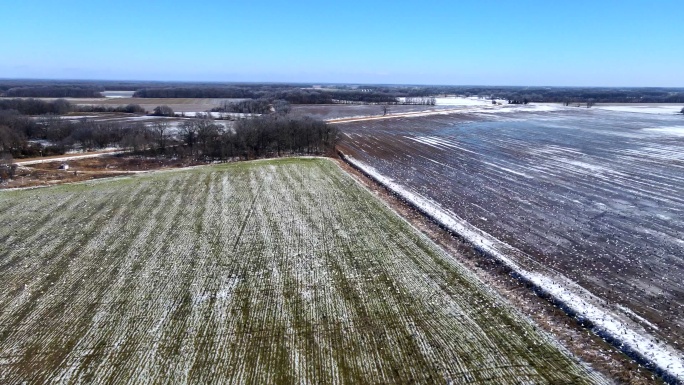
<box><xmin>0</xmin><ymin>159</ymin><xmax>605</xmax><ymax>384</ymax></box>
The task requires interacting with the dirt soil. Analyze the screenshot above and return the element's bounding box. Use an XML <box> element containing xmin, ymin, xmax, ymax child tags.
<box><xmin>2</xmin><ymin>156</ymin><xmax>204</xmax><ymax>189</ymax></box>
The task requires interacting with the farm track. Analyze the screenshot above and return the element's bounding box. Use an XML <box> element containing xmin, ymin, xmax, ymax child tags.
<box><xmin>0</xmin><ymin>158</ymin><xmax>606</xmax><ymax>384</ymax></box>
<box><xmin>14</xmin><ymin>150</ymin><xmax>126</xmax><ymax>166</ymax></box>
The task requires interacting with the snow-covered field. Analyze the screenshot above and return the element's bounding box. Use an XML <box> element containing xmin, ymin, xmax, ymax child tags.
<box><xmin>0</xmin><ymin>158</ymin><xmax>605</xmax><ymax>384</ymax></box>
<box><xmin>595</xmin><ymin>104</ymin><xmax>683</xmax><ymax>115</ymax></box>
<box><xmin>344</xmin><ymin>155</ymin><xmax>684</xmax><ymax>383</ymax></box>
<box><xmin>433</xmin><ymin>96</ymin><xmax>507</xmax><ymax>106</ymax></box>
<box><xmin>176</xmin><ymin>111</ymin><xmax>257</xmax><ymax>118</ymax></box>
<box><xmin>101</xmin><ymin>91</ymin><xmax>136</xmax><ymax>98</ymax></box>
<box><xmin>338</xmin><ymin>108</ymin><xmax>684</xmax><ymax>383</ymax></box>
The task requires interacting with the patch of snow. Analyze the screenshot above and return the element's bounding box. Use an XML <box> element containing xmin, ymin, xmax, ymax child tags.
<box><xmin>59</xmin><ymin>115</ymin><xmax>101</xmax><ymax>120</ymax></box>
<box><xmin>617</xmin><ymin>305</ymin><xmax>660</xmax><ymax>330</ymax></box>
<box><xmin>101</xmin><ymin>91</ymin><xmax>135</xmax><ymax>98</ymax></box>
<box><xmin>642</xmin><ymin>126</ymin><xmax>684</xmax><ymax>137</ymax></box>
<box><xmin>595</xmin><ymin>105</ymin><xmax>684</xmax><ymax>115</ymax></box>
<box><xmin>432</xmin><ymin>97</ymin><xmax>494</xmax><ymax>106</ymax></box>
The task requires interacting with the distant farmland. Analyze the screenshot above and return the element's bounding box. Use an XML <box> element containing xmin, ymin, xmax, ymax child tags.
<box><xmin>0</xmin><ymin>158</ymin><xmax>604</xmax><ymax>384</ymax></box>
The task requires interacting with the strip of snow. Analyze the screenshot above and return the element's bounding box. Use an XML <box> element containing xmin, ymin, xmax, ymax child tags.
<box><xmin>433</xmin><ymin>97</ymin><xmax>493</xmax><ymax>106</ymax></box>
<box><xmin>342</xmin><ymin>154</ymin><xmax>684</xmax><ymax>384</ymax></box>
<box><xmin>58</xmin><ymin>115</ymin><xmax>101</xmax><ymax>120</ymax></box>
<box><xmin>617</xmin><ymin>305</ymin><xmax>660</xmax><ymax>331</ymax></box>
<box><xmin>643</xmin><ymin>126</ymin><xmax>684</xmax><ymax>137</ymax></box>
<box><xmin>329</xmin><ymin>104</ymin><xmax>563</xmax><ymax>124</ymax></box>
<box><xmin>176</xmin><ymin>112</ymin><xmax>257</xmax><ymax>118</ymax></box>
<box><xmin>595</xmin><ymin>105</ymin><xmax>684</xmax><ymax>115</ymax></box>
<box><xmin>101</xmin><ymin>91</ymin><xmax>135</xmax><ymax>98</ymax></box>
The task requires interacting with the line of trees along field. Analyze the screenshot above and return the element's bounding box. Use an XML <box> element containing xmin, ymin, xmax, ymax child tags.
<box><xmin>3</xmin><ymin>86</ymin><xmax>104</xmax><ymax>98</ymax></box>
<box><xmin>133</xmin><ymin>87</ymin><xmax>402</xmax><ymax>104</ymax></box>
<box><xmin>5</xmin><ymin>80</ymin><xmax>683</xmax><ymax>104</ymax></box>
<box><xmin>400</xmin><ymin>86</ymin><xmax>684</xmax><ymax>103</ymax></box>
<box><xmin>0</xmin><ymin>98</ymin><xmax>337</xmax><ymax>171</ymax></box>
<box><xmin>0</xmin><ymin>98</ymin><xmax>147</xmax><ymax>115</ymax></box>
<box><xmin>132</xmin><ymin>86</ymin><xmax>684</xmax><ymax>104</ymax></box>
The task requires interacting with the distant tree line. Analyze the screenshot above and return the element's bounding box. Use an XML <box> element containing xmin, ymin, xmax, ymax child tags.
<box><xmin>3</xmin><ymin>86</ymin><xmax>103</xmax><ymax>98</ymax></box>
<box><xmin>131</xmin><ymin>84</ymin><xmax>684</xmax><ymax>104</ymax></box>
<box><xmin>0</xmin><ymin>98</ymin><xmax>72</xmax><ymax>115</ymax></box>
<box><xmin>4</xmin><ymin>80</ymin><xmax>684</xmax><ymax>104</ymax></box>
<box><xmin>212</xmin><ymin>99</ymin><xmax>274</xmax><ymax>114</ymax></box>
<box><xmin>392</xmin><ymin>86</ymin><xmax>684</xmax><ymax>104</ymax></box>
<box><xmin>134</xmin><ymin>87</ymin><xmax>400</xmax><ymax>104</ymax></box>
<box><xmin>210</xmin><ymin>99</ymin><xmax>291</xmax><ymax>114</ymax></box>
<box><xmin>5</xmin><ymin>79</ymin><xmax>684</xmax><ymax>104</ymax></box>
<box><xmin>274</xmin><ymin>90</ymin><xmax>335</xmax><ymax>104</ymax></box>
<box><xmin>74</xmin><ymin>104</ymin><xmax>147</xmax><ymax>114</ymax></box>
<box><xmin>133</xmin><ymin>87</ymin><xmax>259</xmax><ymax>98</ymax></box>
<box><xmin>0</xmin><ymin>98</ymin><xmax>146</xmax><ymax>115</ymax></box>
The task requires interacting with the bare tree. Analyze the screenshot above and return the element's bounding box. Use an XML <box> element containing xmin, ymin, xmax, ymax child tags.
<box><xmin>151</xmin><ymin>121</ymin><xmax>171</xmax><ymax>150</ymax></box>
<box><xmin>0</xmin><ymin>153</ymin><xmax>17</xmax><ymax>181</ymax></box>
<box><xmin>273</xmin><ymin>100</ymin><xmax>291</xmax><ymax>114</ymax></box>
<box><xmin>196</xmin><ymin>119</ymin><xmax>222</xmax><ymax>156</ymax></box>
<box><xmin>152</xmin><ymin>105</ymin><xmax>175</xmax><ymax>117</ymax></box>
<box><xmin>119</xmin><ymin>123</ymin><xmax>152</xmax><ymax>152</ymax></box>
<box><xmin>179</xmin><ymin>120</ymin><xmax>198</xmax><ymax>152</ymax></box>
<box><xmin>0</xmin><ymin>124</ymin><xmax>24</xmax><ymax>153</ymax></box>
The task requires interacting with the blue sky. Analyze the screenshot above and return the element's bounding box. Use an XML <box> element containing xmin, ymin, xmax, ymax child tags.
<box><xmin>1</xmin><ymin>0</ymin><xmax>682</xmax><ymax>86</ymax></box>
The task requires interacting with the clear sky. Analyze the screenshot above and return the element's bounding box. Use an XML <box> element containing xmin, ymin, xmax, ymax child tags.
<box><xmin>1</xmin><ymin>0</ymin><xmax>682</xmax><ymax>86</ymax></box>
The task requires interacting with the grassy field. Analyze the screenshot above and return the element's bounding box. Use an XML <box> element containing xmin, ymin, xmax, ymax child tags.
<box><xmin>0</xmin><ymin>158</ymin><xmax>606</xmax><ymax>384</ymax></box>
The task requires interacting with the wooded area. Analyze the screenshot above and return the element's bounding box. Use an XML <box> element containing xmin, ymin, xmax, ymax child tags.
<box><xmin>0</xmin><ymin>97</ymin><xmax>337</xmax><ymax>170</ymax></box>
<box><xmin>3</xmin><ymin>86</ymin><xmax>103</xmax><ymax>98</ymax></box>
<box><xmin>174</xmin><ymin>115</ymin><xmax>337</xmax><ymax>160</ymax></box>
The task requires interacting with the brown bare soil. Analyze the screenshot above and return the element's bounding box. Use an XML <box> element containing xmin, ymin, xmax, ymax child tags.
<box><xmin>2</xmin><ymin>156</ymin><xmax>204</xmax><ymax>189</ymax></box>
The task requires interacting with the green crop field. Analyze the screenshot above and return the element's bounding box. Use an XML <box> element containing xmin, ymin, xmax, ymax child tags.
<box><xmin>0</xmin><ymin>158</ymin><xmax>606</xmax><ymax>384</ymax></box>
